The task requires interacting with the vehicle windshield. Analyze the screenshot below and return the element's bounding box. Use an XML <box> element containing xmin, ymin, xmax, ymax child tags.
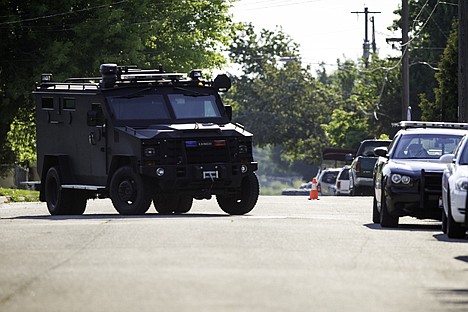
<box><xmin>107</xmin><ymin>94</ymin><xmax>170</xmax><ymax>120</ymax></box>
<box><xmin>393</xmin><ymin>133</ymin><xmax>462</xmax><ymax>159</ymax></box>
<box><xmin>167</xmin><ymin>94</ymin><xmax>221</xmax><ymax>119</ymax></box>
<box><xmin>106</xmin><ymin>89</ymin><xmax>223</xmax><ymax>123</ymax></box>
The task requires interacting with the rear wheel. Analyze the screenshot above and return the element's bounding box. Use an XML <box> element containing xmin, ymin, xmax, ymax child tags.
<box><xmin>216</xmin><ymin>173</ymin><xmax>259</xmax><ymax>215</ymax></box>
<box><xmin>380</xmin><ymin>190</ymin><xmax>399</xmax><ymax>228</ymax></box>
<box><xmin>110</xmin><ymin>166</ymin><xmax>152</xmax><ymax>215</ymax></box>
<box><xmin>45</xmin><ymin>166</ymin><xmax>86</xmax><ymax>215</ymax></box>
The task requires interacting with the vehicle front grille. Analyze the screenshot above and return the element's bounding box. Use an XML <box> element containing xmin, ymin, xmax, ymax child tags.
<box><xmin>422</xmin><ymin>171</ymin><xmax>442</xmax><ymax>193</ymax></box>
<box><xmin>185</xmin><ymin>142</ymin><xmax>230</xmax><ymax>164</ymax></box>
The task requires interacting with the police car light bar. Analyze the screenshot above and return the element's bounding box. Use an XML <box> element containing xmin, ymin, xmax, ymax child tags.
<box><xmin>392</xmin><ymin>121</ymin><xmax>468</xmax><ymax>129</ymax></box>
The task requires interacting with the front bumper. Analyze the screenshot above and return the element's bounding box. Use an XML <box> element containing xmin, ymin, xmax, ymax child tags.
<box><xmin>385</xmin><ymin>186</ymin><xmax>442</xmax><ymax>220</ymax></box>
<box><xmin>140</xmin><ymin>162</ymin><xmax>258</xmax><ymax>192</ymax></box>
<box><xmin>354</xmin><ymin>177</ymin><xmax>373</xmax><ymax>187</ymax></box>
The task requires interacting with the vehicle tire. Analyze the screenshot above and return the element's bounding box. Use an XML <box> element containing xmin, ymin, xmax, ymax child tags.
<box><xmin>174</xmin><ymin>196</ymin><xmax>193</xmax><ymax>214</ymax></box>
<box><xmin>446</xmin><ymin>188</ymin><xmax>466</xmax><ymax>238</ymax></box>
<box><xmin>216</xmin><ymin>173</ymin><xmax>259</xmax><ymax>215</ymax></box>
<box><xmin>110</xmin><ymin>166</ymin><xmax>152</xmax><ymax>215</ymax></box>
<box><xmin>153</xmin><ymin>194</ymin><xmax>193</xmax><ymax>214</ymax></box>
<box><xmin>68</xmin><ymin>191</ymin><xmax>87</xmax><ymax>215</ymax></box>
<box><xmin>45</xmin><ymin>166</ymin><xmax>73</xmax><ymax>215</ymax></box>
<box><xmin>372</xmin><ymin>193</ymin><xmax>380</xmax><ymax>224</ymax></box>
<box><xmin>441</xmin><ymin>210</ymin><xmax>448</xmax><ymax>234</ymax></box>
<box><xmin>380</xmin><ymin>190</ymin><xmax>399</xmax><ymax>228</ymax></box>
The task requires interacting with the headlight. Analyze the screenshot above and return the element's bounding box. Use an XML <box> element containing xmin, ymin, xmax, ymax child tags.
<box><xmin>144</xmin><ymin>147</ymin><xmax>156</xmax><ymax>157</ymax></box>
<box><xmin>455</xmin><ymin>178</ymin><xmax>468</xmax><ymax>191</ymax></box>
<box><xmin>391</xmin><ymin>173</ymin><xmax>412</xmax><ymax>185</ymax></box>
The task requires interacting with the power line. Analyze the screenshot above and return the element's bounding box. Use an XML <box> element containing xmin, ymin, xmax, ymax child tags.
<box><xmin>0</xmin><ymin>1</ymin><xmax>127</xmax><ymax>26</ymax></box>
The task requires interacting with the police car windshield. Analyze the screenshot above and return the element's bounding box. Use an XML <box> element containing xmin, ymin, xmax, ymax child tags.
<box><xmin>393</xmin><ymin>133</ymin><xmax>462</xmax><ymax>159</ymax></box>
<box><xmin>167</xmin><ymin>93</ymin><xmax>221</xmax><ymax>119</ymax></box>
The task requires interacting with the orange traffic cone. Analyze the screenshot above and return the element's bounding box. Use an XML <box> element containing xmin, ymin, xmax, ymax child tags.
<box><xmin>308</xmin><ymin>177</ymin><xmax>319</xmax><ymax>200</ymax></box>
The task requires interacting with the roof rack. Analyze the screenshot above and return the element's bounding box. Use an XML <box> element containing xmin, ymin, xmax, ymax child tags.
<box><xmin>392</xmin><ymin>121</ymin><xmax>468</xmax><ymax>129</ymax></box>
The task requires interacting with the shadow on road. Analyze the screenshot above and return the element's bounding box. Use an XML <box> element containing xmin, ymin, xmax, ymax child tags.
<box><xmin>433</xmin><ymin>233</ymin><xmax>468</xmax><ymax>243</ymax></box>
<box><xmin>2</xmin><ymin>212</ymin><xmax>232</xmax><ymax>221</ymax></box>
<box><xmin>364</xmin><ymin>222</ymin><xmax>441</xmax><ymax>232</ymax></box>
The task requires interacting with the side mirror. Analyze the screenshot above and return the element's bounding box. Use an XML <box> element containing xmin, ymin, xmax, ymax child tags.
<box><xmin>345</xmin><ymin>153</ymin><xmax>354</xmax><ymax>164</ymax></box>
<box><xmin>87</xmin><ymin>110</ymin><xmax>97</xmax><ymax>127</ymax></box>
<box><xmin>439</xmin><ymin>153</ymin><xmax>455</xmax><ymax>164</ymax></box>
<box><xmin>374</xmin><ymin>146</ymin><xmax>388</xmax><ymax>157</ymax></box>
<box><xmin>224</xmin><ymin>105</ymin><xmax>232</xmax><ymax>121</ymax></box>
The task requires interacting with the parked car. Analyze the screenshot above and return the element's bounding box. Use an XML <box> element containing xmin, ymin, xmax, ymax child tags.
<box><xmin>317</xmin><ymin>168</ymin><xmax>341</xmax><ymax>196</ymax></box>
<box><xmin>373</xmin><ymin>121</ymin><xmax>467</xmax><ymax>228</ymax></box>
<box><xmin>441</xmin><ymin>135</ymin><xmax>468</xmax><ymax>238</ymax></box>
<box><xmin>335</xmin><ymin>166</ymin><xmax>351</xmax><ymax>196</ymax></box>
<box><xmin>281</xmin><ymin>182</ymin><xmax>312</xmax><ymax>196</ymax></box>
<box><xmin>348</xmin><ymin>139</ymin><xmax>391</xmax><ymax>195</ymax></box>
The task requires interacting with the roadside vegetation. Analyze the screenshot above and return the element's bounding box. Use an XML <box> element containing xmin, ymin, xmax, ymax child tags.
<box><xmin>0</xmin><ymin>187</ymin><xmax>39</xmax><ymax>203</ymax></box>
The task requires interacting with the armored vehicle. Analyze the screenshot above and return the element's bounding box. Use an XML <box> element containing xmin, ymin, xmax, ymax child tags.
<box><xmin>34</xmin><ymin>64</ymin><xmax>259</xmax><ymax>215</ymax></box>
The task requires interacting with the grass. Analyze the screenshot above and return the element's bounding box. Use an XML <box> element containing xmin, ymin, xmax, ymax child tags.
<box><xmin>0</xmin><ymin>187</ymin><xmax>40</xmax><ymax>202</ymax></box>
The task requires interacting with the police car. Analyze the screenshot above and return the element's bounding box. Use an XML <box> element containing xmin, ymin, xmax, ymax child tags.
<box><xmin>373</xmin><ymin>121</ymin><xmax>468</xmax><ymax>228</ymax></box>
<box><xmin>441</xmin><ymin>135</ymin><xmax>468</xmax><ymax>238</ymax></box>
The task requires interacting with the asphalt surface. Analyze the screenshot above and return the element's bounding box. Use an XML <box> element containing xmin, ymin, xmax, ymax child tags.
<box><xmin>1</xmin><ymin>195</ymin><xmax>467</xmax><ymax>312</ymax></box>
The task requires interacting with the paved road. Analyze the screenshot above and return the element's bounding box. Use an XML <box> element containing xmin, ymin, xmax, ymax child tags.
<box><xmin>1</xmin><ymin>196</ymin><xmax>467</xmax><ymax>312</ymax></box>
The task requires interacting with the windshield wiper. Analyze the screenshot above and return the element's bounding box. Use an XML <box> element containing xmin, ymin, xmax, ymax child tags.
<box><xmin>174</xmin><ymin>87</ymin><xmax>209</xmax><ymax>96</ymax></box>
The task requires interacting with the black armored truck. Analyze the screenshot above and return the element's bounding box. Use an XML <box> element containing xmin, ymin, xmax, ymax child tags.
<box><xmin>34</xmin><ymin>64</ymin><xmax>259</xmax><ymax>215</ymax></box>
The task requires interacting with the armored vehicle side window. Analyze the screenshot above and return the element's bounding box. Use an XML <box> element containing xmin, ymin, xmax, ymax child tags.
<box><xmin>108</xmin><ymin>94</ymin><xmax>169</xmax><ymax>120</ymax></box>
<box><xmin>63</xmin><ymin>98</ymin><xmax>76</xmax><ymax>110</ymax></box>
<box><xmin>168</xmin><ymin>94</ymin><xmax>220</xmax><ymax>119</ymax></box>
<box><xmin>42</xmin><ymin>97</ymin><xmax>54</xmax><ymax>110</ymax></box>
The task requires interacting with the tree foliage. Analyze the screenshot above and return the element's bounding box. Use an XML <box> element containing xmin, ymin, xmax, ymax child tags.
<box><xmin>391</xmin><ymin>0</ymin><xmax>457</xmax><ymax>119</ymax></box>
<box><xmin>227</xmin><ymin>24</ymin><xmax>339</xmax><ymax>163</ymax></box>
<box><xmin>0</xmin><ymin>0</ymin><xmax>235</xmax><ymax>171</ymax></box>
<box><xmin>420</xmin><ymin>20</ymin><xmax>458</xmax><ymax>121</ymax></box>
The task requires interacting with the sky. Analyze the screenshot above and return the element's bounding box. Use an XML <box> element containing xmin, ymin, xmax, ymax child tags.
<box><xmin>228</xmin><ymin>0</ymin><xmax>402</xmax><ymax>73</ymax></box>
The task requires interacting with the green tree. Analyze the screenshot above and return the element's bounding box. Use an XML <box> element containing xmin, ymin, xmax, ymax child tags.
<box><xmin>391</xmin><ymin>0</ymin><xmax>457</xmax><ymax>119</ymax></box>
<box><xmin>420</xmin><ymin>20</ymin><xmax>458</xmax><ymax>121</ymax></box>
<box><xmin>227</xmin><ymin>24</ymin><xmax>339</xmax><ymax>163</ymax></box>
<box><xmin>0</xmin><ymin>0</ymin><xmax>235</xmax><ymax>173</ymax></box>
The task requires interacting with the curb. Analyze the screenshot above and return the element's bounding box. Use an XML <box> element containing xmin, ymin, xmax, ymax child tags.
<box><xmin>0</xmin><ymin>196</ymin><xmax>7</xmax><ymax>204</ymax></box>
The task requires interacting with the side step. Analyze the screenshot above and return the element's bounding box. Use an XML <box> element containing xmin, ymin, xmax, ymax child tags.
<box><xmin>62</xmin><ymin>184</ymin><xmax>106</xmax><ymax>191</ymax></box>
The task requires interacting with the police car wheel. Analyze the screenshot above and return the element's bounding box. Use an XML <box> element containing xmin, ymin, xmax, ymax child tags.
<box><xmin>110</xmin><ymin>166</ymin><xmax>152</xmax><ymax>215</ymax></box>
<box><xmin>372</xmin><ymin>192</ymin><xmax>380</xmax><ymax>224</ymax></box>
<box><xmin>45</xmin><ymin>166</ymin><xmax>74</xmax><ymax>215</ymax></box>
<box><xmin>447</xmin><ymin>189</ymin><xmax>466</xmax><ymax>238</ymax></box>
<box><xmin>216</xmin><ymin>173</ymin><xmax>259</xmax><ymax>215</ymax></box>
<box><xmin>380</xmin><ymin>190</ymin><xmax>399</xmax><ymax>228</ymax></box>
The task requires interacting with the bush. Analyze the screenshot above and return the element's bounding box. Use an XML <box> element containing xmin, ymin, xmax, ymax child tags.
<box><xmin>0</xmin><ymin>188</ymin><xmax>40</xmax><ymax>202</ymax></box>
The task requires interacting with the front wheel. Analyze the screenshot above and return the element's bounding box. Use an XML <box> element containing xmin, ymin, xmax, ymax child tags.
<box><xmin>110</xmin><ymin>166</ymin><xmax>152</xmax><ymax>215</ymax></box>
<box><xmin>216</xmin><ymin>173</ymin><xmax>259</xmax><ymax>215</ymax></box>
<box><xmin>372</xmin><ymin>193</ymin><xmax>380</xmax><ymax>224</ymax></box>
<box><xmin>446</xmin><ymin>189</ymin><xmax>466</xmax><ymax>238</ymax></box>
<box><xmin>380</xmin><ymin>190</ymin><xmax>399</xmax><ymax>228</ymax></box>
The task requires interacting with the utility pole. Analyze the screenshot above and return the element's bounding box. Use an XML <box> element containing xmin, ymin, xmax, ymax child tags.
<box><xmin>459</xmin><ymin>0</ymin><xmax>468</xmax><ymax>122</ymax></box>
<box><xmin>371</xmin><ymin>17</ymin><xmax>377</xmax><ymax>53</ymax></box>
<box><xmin>401</xmin><ymin>0</ymin><xmax>410</xmax><ymax>120</ymax></box>
<box><xmin>351</xmin><ymin>7</ymin><xmax>381</xmax><ymax>68</ymax></box>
